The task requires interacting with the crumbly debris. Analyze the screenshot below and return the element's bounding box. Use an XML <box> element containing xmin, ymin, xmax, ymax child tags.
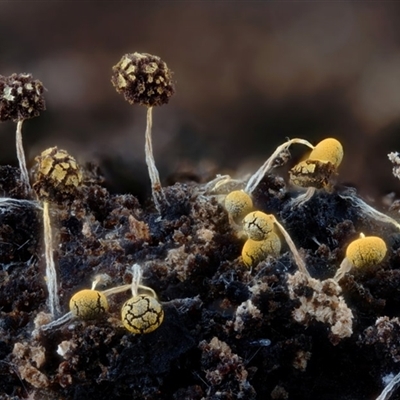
<box><xmin>199</xmin><ymin>337</ymin><xmax>256</xmax><ymax>399</ymax></box>
<box><xmin>233</xmin><ymin>299</ymin><xmax>263</xmax><ymax>333</ymax></box>
<box><xmin>388</xmin><ymin>152</ymin><xmax>400</xmax><ymax>181</ymax></box>
<box><xmin>271</xmin><ymin>385</ymin><xmax>289</xmax><ymax>400</ymax></box>
<box><xmin>57</xmin><ymin>340</ymin><xmax>77</xmax><ymax>360</ymax></box>
<box><xmin>287</xmin><ymin>271</ymin><xmax>354</xmax><ymax>343</ymax></box>
<box><xmin>362</xmin><ymin>316</ymin><xmax>400</xmax><ymax>363</ymax></box>
<box><xmin>293</xmin><ymin>350</ymin><xmax>312</xmax><ymax>371</ymax></box>
<box><xmin>12</xmin><ymin>342</ymin><xmax>49</xmax><ymax>388</ymax></box>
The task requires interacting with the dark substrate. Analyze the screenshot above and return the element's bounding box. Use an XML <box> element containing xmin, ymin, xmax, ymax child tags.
<box><xmin>0</xmin><ymin>166</ymin><xmax>400</xmax><ymax>400</ymax></box>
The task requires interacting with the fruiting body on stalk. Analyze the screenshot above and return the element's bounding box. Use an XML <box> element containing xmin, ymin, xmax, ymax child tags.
<box><xmin>111</xmin><ymin>52</ymin><xmax>175</xmax><ymax>107</ymax></box>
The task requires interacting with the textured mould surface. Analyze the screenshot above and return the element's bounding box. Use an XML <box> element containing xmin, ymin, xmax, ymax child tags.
<box><xmin>0</xmin><ymin>167</ymin><xmax>399</xmax><ymax>400</ymax></box>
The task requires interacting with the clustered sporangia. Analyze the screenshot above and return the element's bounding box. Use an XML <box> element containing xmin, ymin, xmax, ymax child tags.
<box><xmin>41</xmin><ymin>264</ymin><xmax>163</xmax><ymax>336</ymax></box>
<box><xmin>3</xmin><ymin>56</ymin><xmax>400</xmax><ymax>399</ymax></box>
<box><xmin>224</xmin><ymin>189</ymin><xmax>308</xmax><ymax>275</ymax></box>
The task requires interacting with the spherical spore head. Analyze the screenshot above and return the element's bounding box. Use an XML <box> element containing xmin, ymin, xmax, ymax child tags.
<box><xmin>121</xmin><ymin>294</ymin><xmax>164</xmax><ymax>334</ymax></box>
<box><xmin>346</xmin><ymin>236</ymin><xmax>387</xmax><ymax>269</ymax></box>
<box><xmin>224</xmin><ymin>190</ymin><xmax>253</xmax><ymax>223</ymax></box>
<box><xmin>243</xmin><ymin>211</ymin><xmax>274</xmax><ymax>241</ymax></box>
<box><xmin>308</xmin><ymin>138</ymin><xmax>344</xmax><ymax>168</ymax></box>
<box><xmin>0</xmin><ymin>73</ymin><xmax>46</xmax><ymax>122</ymax></box>
<box><xmin>32</xmin><ymin>147</ymin><xmax>83</xmax><ymax>203</ymax></box>
<box><xmin>242</xmin><ymin>232</ymin><xmax>281</xmax><ymax>267</ymax></box>
<box><xmin>111</xmin><ymin>52</ymin><xmax>175</xmax><ymax>107</ymax></box>
<box><xmin>69</xmin><ymin>289</ymin><xmax>109</xmax><ymax>320</ymax></box>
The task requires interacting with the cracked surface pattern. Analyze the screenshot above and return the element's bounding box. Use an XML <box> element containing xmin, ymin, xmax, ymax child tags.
<box><xmin>121</xmin><ymin>295</ymin><xmax>164</xmax><ymax>334</ymax></box>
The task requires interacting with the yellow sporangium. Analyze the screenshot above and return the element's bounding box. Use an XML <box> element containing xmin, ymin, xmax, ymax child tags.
<box><xmin>334</xmin><ymin>233</ymin><xmax>387</xmax><ymax>281</ymax></box>
<box><xmin>242</xmin><ymin>232</ymin><xmax>281</xmax><ymax>267</ymax></box>
<box><xmin>69</xmin><ymin>289</ymin><xmax>109</xmax><ymax>320</ymax></box>
<box><xmin>346</xmin><ymin>235</ymin><xmax>387</xmax><ymax>269</ymax></box>
<box><xmin>243</xmin><ymin>211</ymin><xmax>274</xmax><ymax>241</ymax></box>
<box><xmin>308</xmin><ymin>138</ymin><xmax>344</xmax><ymax>168</ymax></box>
<box><xmin>121</xmin><ymin>294</ymin><xmax>164</xmax><ymax>334</ymax></box>
<box><xmin>289</xmin><ymin>137</ymin><xmax>344</xmax><ymax>206</ymax></box>
<box><xmin>224</xmin><ymin>190</ymin><xmax>253</xmax><ymax>223</ymax></box>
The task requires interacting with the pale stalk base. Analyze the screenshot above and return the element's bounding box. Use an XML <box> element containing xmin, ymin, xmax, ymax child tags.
<box><xmin>145</xmin><ymin>107</ymin><xmax>168</xmax><ymax>213</ymax></box>
<box><xmin>290</xmin><ymin>187</ymin><xmax>317</xmax><ymax>208</ymax></box>
<box><xmin>43</xmin><ymin>200</ymin><xmax>61</xmax><ymax>317</ymax></box>
<box><xmin>333</xmin><ymin>258</ymin><xmax>353</xmax><ymax>282</ymax></box>
<box><xmin>16</xmin><ymin>120</ymin><xmax>31</xmax><ymax>193</ymax></box>
<box><xmin>272</xmin><ymin>217</ymin><xmax>310</xmax><ymax>277</ymax></box>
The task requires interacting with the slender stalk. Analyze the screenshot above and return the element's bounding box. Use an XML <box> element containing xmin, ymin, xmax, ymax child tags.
<box><xmin>15</xmin><ymin>120</ymin><xmax>31</xmax><ymax>192</ymax></box>
<box><xmin>333</xmin><ymin>258</ymin><xmax>353</xmax><ymax>282</ymax></box>
<box><xmin>101</xmin><ymin>264</ymin><xmax>156</xmax><ymax>298</ymax></box>
<box><xmin>43</xmin><ymin>200</ymin><xmax>61</xmax><ymax>317</ymax></box>
<box><xmin>272</xmin><ymin>216</ymin><xmax>310</xmax><ymax>277</ymax></box>
<box><xmin>245</xmin><ymin>138</ymin><xmax>314</xmax><ymax>194</ymax></box>
<box><xmin>145</xmin><ymin>107</ymin><xmax>168</xmax><ymax>213</ymax></box>
<box><xmin>339</xmin><ymin>193</ymin><xmax>400</xmax><ymax>230</ymax></box>
<box><xmin>41</xmin><ymin>312</ymin><xmax>73</xmax><ymax>331</ymax></box>
<box><xmin>376</xmin><ymin>371</ymin><xmax>400</xmax><ymax>400</ymax></box>
<box><xmin>290</xmin><ymin>187</ymin><xmax>317</xmax><ymax>208</ymax></box>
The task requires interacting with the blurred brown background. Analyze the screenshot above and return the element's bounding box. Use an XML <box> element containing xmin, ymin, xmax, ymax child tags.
<box><xmin>1</xmin><ymin>2</ymin><xmax>400</xmax><ymax>200</ymax></box>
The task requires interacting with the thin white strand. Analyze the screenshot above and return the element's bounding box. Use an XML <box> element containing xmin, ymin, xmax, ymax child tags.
<box><xmin>376</xmin><ymin>372</ymin><xmax>400</xmax><ymax>400</ymax></box>
<box><xmin>41</xmin><ymin>312</ymin><xmax>73</xmax><ymax>331</ymax></box>
<box><xmin>145</xmin><ymin>107</ymin><xmax>168</xmax><ymax>213</ymax></box>
<box><xmin>15</xmin><ymin>120</ymin><xmax>31</xmax><ymax>192</ymax></box>
<box><xmin>245</xmin><ymin>138</ymin><xmax>314</xmax><ymax>195</ymax></box>
<box><xmin>43</xmin><ymin>200</ymin><xmax>61</xmax><ymax>317</ymax></box>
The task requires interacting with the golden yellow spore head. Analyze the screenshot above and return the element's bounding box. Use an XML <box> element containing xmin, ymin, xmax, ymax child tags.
<box><xmin>121</xmin><ymin>294</ymin><xmax>164</xmax><ymax>334</ymax></box>
<box><xmin>0</xmin><ymin>73</ymin><xmax>46</xmax><ymax>122</ymax></box>
<box><xmin>32</xmin><ymin>147</ymin><xmax>83</xmax><ymax>202</ymax></box>
<box><xmin>224</xmin><ymin>190</ymin><xmax>253</xmax><ymax>222</ymax></box>
<box><xmin>308</xmin><ymin>138</ymin><xmax>343</xmax><ymax>168</ymax></box>
<box><xmin>69</xmin><ymin>289</ymin><xmax>109</xmax><ymax>320</ymax></box>
<box><xmin>111</xmin><ymin>52</ymin><xmax>175</xmax><ymax>107</ymax></box>
<box><xmin>243</xmin><ymin>211</ymin><xmax>274</xmax><ymax>241</ymax></box>
<box><xmin>242</xmin><ymin>232</ymin><xmax>281</xmax><ymax>267</ymax></box>
<box><xmin>346</xmin><ymin>236</ymin><xmax>387</xmax><ymax>269</ymax></box>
